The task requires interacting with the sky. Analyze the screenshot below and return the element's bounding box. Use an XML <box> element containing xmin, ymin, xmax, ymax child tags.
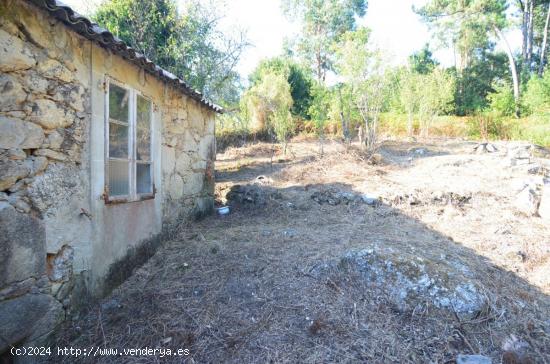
<box><xmin>63</xmin><ymin>0</ymin><xmax>521</xmax><ymax>79</ymax></box>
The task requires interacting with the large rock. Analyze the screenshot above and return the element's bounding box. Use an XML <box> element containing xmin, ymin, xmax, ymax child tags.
<box><xmin>182</xmin><ymin>130</ymin><xmax>199</xmax><ymax>152</ymax></box>
<box><xmin>175</xmin><ymin>152</ymin><xmax>192</xmax><ymax>172</ymax></box>
<box><xmin>198</xmin><ymin>135</ymin><xmax>216</xmax><ymax>161</ymax></box>
<box><xmin>0</xmin><ymin>116</ymin><xmax>45</xmax><ymax>149</ymax></box>
<box><xmin>456</xmin><ymin>354</ymin><xmax>491</xmax><ymax>364</ymax></box>
<box><xmin>36</xmin><ymin>59</ymin><xmax>75</xmax><ymax>83</ymax></box>
<box><xmin>188</xmin><ymin>100</ymin><xmax>205</xmax><ymax>130</ymax></box>
<box><xmin>539</xmin><ymin>181</ymin><xmax>550</xmax><ymax>220</ymax></box>
<box><xmin>183</xmin><ymin>172</ymin><xmax>204</xmax><ymax>196</ymax></box>
<box><xmin>28</xmin><ymin>99</ymin><xmax>72</xmax><ymax>129</ymax></box>
<box><xmin>0</xmin><ymin>293</ymin><xmax>63</xmax><ymax>354</ymax></box>
<box><xmin>0</xmin><ymin>74</ymin><xmax>26</xmax><ymax>111</ymax></box>
<box><xmin>34</xmin><ymin>148</ymin><xmax>67</xmax><ymax>161</ymax></box>
<box><xmin>0</xmin><ymin>202</ymin><xmax>46</xmax><ymax>287</ymax></box>
<box><xmin>514</xmin><ymin>187</ymin><xmax>540</xmax><ymax>216</ymax></box>
<box><xmin>309</xmin><ymin>248</ymin><xmax>485</xmax><ymax>316</ymax></box>
<box><xmin>0</xmin><ymin>29</ymin><xmax>36</xmax><ymax>72</ymax></box>
<box><xmin>0</xmin><ymin>159</ymin><xmax>31</xmax><ymax>191</ymax></box>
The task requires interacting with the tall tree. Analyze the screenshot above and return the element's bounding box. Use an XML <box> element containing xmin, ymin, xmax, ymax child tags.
<box><xmin>415</xmin><ymin>1</ymin><xmax>492</xmax><ymax>72</ymax></box>
<box><xmin>399</xmin><ymin>68</ymin><xmax>421</xmax><ymax>135</ymax></box>
<box><xmin>93</xmin><ymin>0</ymin><xmax>248</xmax><ymax>106</ymax></box>
<box><xmin>249</xmin><ymin>57</ymin><xmax>314</xmax><ymax>119</ymax></box>
<box><xmin>335</xmin><ymin>28</ymin><xmax>389</xmax><ymax>152</ymax></box>
<box><xmin>409</xmin><ymin>44</ymin><xmax>439</xmax><ymax>74</ymax></box>
<box><xmin>241</xmin><ymin>70</ymin><xmax>294</xmax><ymax>150</ymax></box>
<box><xmin>416</xmin><ymin>0</ymin><xmax>520</xmax><ymax>113</ymax></box>
<box><xmin>282</xmin><ymin>0</ymin><xmax>368</xmax><ymax>83</ymax></box>
<box><xmin>537</xmin><ymin>1</ymin><xmax>550</xmax><ymax>76</ymax></box>
<box><xmin>518</xmin><ymin>0</ymin><xmax>535</xmax><ymax>73</ymax></box>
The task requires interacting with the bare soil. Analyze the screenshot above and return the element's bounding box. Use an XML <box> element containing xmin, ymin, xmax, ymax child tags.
<box><xmin>54</xmin><ymin>138</ymin><xmax>550</xmax><ymax>363</ymax></box>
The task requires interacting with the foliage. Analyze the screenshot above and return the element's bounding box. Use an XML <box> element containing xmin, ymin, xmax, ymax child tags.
<box><xmin>417</xmin><ymin>68</ymin><xmax>456</xmax><ymax>136</ymax></box>
<box><xmin>249</xmin><ymin>57</ymin><xmax>314</xmax><ymax>119</ymax></box>
<box><xmin>308</xmin><ymin>83</ymin><xmax>332</xmax><ymax>152</ymax></box>
<box><xmin>282</xmin><ymin>0</ymin><xmax>368</xmax><ymax>82</ymax></box>
<box><xmin>93</xmin><ymin>0</ymin><xmax>248</xmax><ymax>106</ymax></box>
<box><xmin>408</xmin><ymin>44</ymin><xmax>439</xmax><ymax>75</ymax></box>
<box><xmin>334</xmin><ymin>28</ymin><xmax>390</xmax><ymax>151</ymax></box>
<box><xmin>240</xmin><ymin>71</ymin><xmax>294</xmax><ymax>150</ymax></box>
<box><xmin>523</xmin><ymin>69</ymin><xmax>550</xmax><ymax>114</ymax></box>
<box><xmin>487</xmin><ymin>81</ymin><xmax>516</xmax><ymax>116</ymax></box>
<box><xmin>454</xmin><ymin>50</ymin><xmax>510</xmax><ymax>115</ymax></box>
<box><xmin>398</xmin><ymin>68</ymin><xmax>421</xmax><ymax>135</ymax></box>
<box><xmin>415</xmin><ymin>0</ymin><xmax>507</xmax><ymax>69</ymax></box>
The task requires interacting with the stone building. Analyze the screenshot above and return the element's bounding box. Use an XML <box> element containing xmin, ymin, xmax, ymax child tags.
<box><xmin>0</xmin><ymin>0</ymin><xmax>221</xmax><ymax>352</ymax></box>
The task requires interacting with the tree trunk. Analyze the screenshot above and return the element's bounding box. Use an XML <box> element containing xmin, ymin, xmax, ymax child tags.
<box><xmin>519</xmin><ymin>0</ymin><xmax>529</xmax><ymax>63</ymax></box>
<box><xmin>338</xmin><ymin>87</ymin><xmax>350</xmax><ymax>144</ymax></box>
<box><xmin>527</xmin><ymin>0</ymin><xmax>534</xmax><ymax>71</ymax></box>
<box><xmin>495</xmin><ymin>26</ymin><xmax>521</xmax><ymax>115</ymax></box>
<box><xmin>407</xmin><ymin>111</ymin><xmax>413</xmax><ymax>136</ymax></box>
<box><xmin>539</xmin><ymin>3</ymin><xmax>550</xmax><ymax>77</ymax></box>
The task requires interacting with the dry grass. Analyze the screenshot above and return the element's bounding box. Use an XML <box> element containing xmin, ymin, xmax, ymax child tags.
<box><xmin>51</xmin><ymin>138</ymin><xmax>550</xmax><ymax>363</ymax></box>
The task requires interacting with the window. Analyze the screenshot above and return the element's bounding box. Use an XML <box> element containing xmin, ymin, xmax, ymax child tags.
<box><xmin>105</xmin><ymin>79</ymin><xmax>154</xmax><ymax>202</ymax></box>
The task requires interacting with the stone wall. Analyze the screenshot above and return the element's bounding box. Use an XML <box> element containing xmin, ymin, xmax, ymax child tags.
<box><xmin>161</xmin><ymin>87</ymin><xmax>216</xmax><ymax>226</ymax></box>
<box><xmin>0</xmin><ymin>0</ymin><xmax>91</xmax><ymax>351</ymax></box>
<box><xmin>0</xmin><ymin>0</ymin><xmax>216</xmax><ymax>353</ymax></box>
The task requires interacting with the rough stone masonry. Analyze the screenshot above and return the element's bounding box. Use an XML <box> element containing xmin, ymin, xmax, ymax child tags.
<box><xmin>0</xmin><ymin>0</ymin><xmax>219</xmax><ymax>353</ymax></box>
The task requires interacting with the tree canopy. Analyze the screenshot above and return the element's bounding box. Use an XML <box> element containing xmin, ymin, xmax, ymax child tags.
<box><xmin>282</xmin><ymin>0</ymin><xmax>368</xmax><ymax>82</ymax></box>
<box><xmin>93</xmin><ymin>0</ymin><xmax>248</xmax><ymax>107</ymax></box>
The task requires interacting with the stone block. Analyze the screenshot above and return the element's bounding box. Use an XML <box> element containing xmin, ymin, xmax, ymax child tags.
<box><xmin>0</xmin><ymin>202</ymin><xmax>46</xmax><ymax>287</ymax></box>
<box><xmin>182</xmin><ymin>130</ymin><xmax>199</xmax><ymax>152</ymax></box>
<box><xmin>28</xmin><ymin>99</ymin><xmax>72</xmax><ymax>129</ymax></box>
<box><xmin>31</xmin><ymin>156</ymin><xmax>49</xmax><ymax>174</ymax></box>
<box><xmin>34</xmin><ymin>148</ymin><xmax>67</xmax><ymax>161</ymax></box>
<box><xmin>46</xmin><ymin>245</ymin><xmax>74</xmax><ymax>282</ymax></box>
<box><xmin>0</xmin><ymin>73</ymin><xmax>26</xmax><ymax>111</ymax></box>
<box><xmin>183</xmin><ymin>173</ymin><xmax>204</xmax><ymax>196</ymax></box>
<box><xmin>0</xmin><ymin>116</ymin><xmax>45</xmax><ymax>149</ymax></box>
<box><xmin>0</xmin><ymin>293</ymin><xmax>63</xmax><ymax>353</ymax></box>
<box><xmin>175</xmin><ymin>152</ymin><xmax>192</xmax><ymax>172</ymax></box>
<box><xmin>539</xmin><ymin>181</ymin><xmax>550</xmax><ymax>220</ymax></box>
<box><xmin>0</xmin><ymin>159</ymin><xmax>31</xmax><ymax>191</ymax></box>
<box><xmin>0</xmin><ymin>29</ymin><xmax>36</xmax><ymax>72</ymax></box>
<box><xmin>515</xmin><ymin>187</ymin><xmax>540</xmax><ymax>216</ymax></box>
<box><xmin>37</xmin><ymin>59</ymin><xmax>75</xmax><ymax>83</ymax></box>
<box><xmin>198</xmin><ymin>135</ymin><xmax>215</xmax><ymax>161</ymax></box>
<box><xmin>1</xmin><ymin>149</ymin><xmax>26</xmax><ymax>161</ymax></box>
<box><xmin>168</xmin><ymin>174</ymin><xmax>184</xmax><ymax>199</ymax></box>
<box><xmin>0</xmin><ymin>277</ymin><xmax>36</xmax><ymax>301</ymax></box>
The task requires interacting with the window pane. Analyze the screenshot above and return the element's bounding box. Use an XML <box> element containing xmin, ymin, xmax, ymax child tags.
<box><xmin>108</xmin><ymin>159</ymin><xmax>129</xmax><ymax>196</ymax></box>
<box><xmin>136</xmin><ymin>128</ymin><xmax>150</xmax><ymax>160</ymax></box>
<box><xmin>109</xmin><ymin>83</ymin><xmax>129</xmax><ymax>122</ymax></box>
<box><xmin>136</xmin><ymin>95</ymin><xmax>151</xmax><ymax>161</ymax></box>
<box><xmin>137</xmin><ymin>95</ymin><xmax>151</xmax><ymax>127</ymax></box>
<box><xmin>109</xmin><ymin>122</ymin><xmax>128</xmax><ymax>158</ymax></box>
<box><xmin>136</xmin><ymin>163</ymin><xmax>152</xmax><ymax>194</ymax></box>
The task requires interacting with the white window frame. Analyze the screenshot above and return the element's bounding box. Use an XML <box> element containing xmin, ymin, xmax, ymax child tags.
<box><xmin>104</xmin><ymin>77</ymin><xmax>155</xmax><ymax>203</ymax></box>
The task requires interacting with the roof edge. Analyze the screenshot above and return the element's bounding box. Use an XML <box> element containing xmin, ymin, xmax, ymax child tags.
<box><xmin>26</xmin><ymin>0</ymin><xmax>223</xmax><ymax>113</ymax></box>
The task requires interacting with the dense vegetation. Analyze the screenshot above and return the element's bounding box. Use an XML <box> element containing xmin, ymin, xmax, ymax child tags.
<box><xmin>93</xmin><ymin>0</ymin><xmax>550</xmax><ymax>148</ymax></box>
<box><xmin>92</xmin><ymin>0</ymin><xmax>248</xmax><ymax>107</ymax></box>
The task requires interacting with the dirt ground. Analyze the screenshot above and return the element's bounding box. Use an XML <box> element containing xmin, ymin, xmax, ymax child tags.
<box><xmin>53</xmin><ymin>138</ymin><xmax>550</xmax><ymax>363</ymax></box>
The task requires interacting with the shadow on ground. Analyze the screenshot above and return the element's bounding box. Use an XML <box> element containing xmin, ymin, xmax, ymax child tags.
<box><xmin>49</xmin><ymin>176</ymin><xmax>550</xmax><ymax>363</ymax></box>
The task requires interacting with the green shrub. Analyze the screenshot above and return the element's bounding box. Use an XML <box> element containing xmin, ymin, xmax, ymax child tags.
<box><xmin>507</xmin><ymin>115</ymin><xmax>550</xmax><ymax>147</ymax></box>
<box><xmin>466</xmin><ymin>112</ymin><xmax>509</xmax><ymax>140</ymax></box>
<box><xmin>487</xmin><ymin>82</ymin><xmax>516</xmax><ymax>117</ymax></box>
<box><xmin>523</xmin><ymin>71</ymin><xmax>550</xmax><ymax>115</ymax></box>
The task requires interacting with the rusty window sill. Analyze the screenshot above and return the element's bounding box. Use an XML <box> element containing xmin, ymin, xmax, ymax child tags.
<box><xmin>104</xmin><ymin>194</ymin><xmax>155</xmax><ymax>205</ymax></box>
